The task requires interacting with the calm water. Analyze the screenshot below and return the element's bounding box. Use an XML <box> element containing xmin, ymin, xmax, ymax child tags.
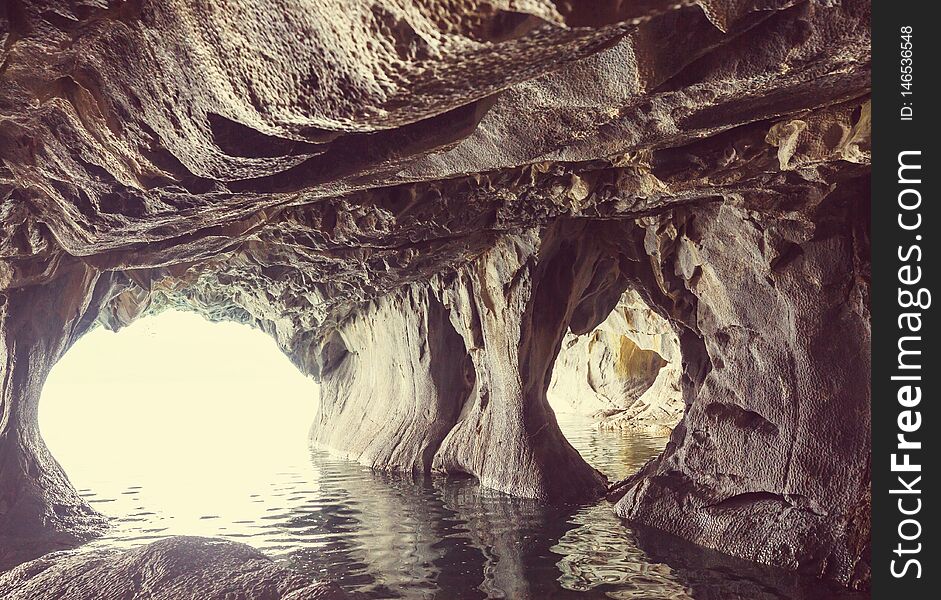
<box><xmin>68</xmin><ymin>415</ymin><xmax>864</xmax><ymax>599</ymax></box>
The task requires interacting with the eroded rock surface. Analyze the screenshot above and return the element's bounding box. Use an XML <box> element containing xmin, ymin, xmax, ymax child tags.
<box><xmin>548</xmin><ymin>288</ymin><xmax>683</xmax><ymax>433</ymax></box>
<box><xmin>612</xmin><ymin>190</ymin><xmax>871</xmax><ymax>588</ymax></box>
<box><xmin>0</xmin><ymin>536</ymin><xmax>344</xmax><ymax>599</ymax></box>
<box><xmin>1</xmin><ymin>0</ymin><xmax>870</xmax><ymax>588</ymax></box>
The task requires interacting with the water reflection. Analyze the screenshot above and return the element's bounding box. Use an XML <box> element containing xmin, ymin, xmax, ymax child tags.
<box><xmin>66</xmin><ymin>415</ymin><xmax>864</xmax><ymax>599</ymax></box>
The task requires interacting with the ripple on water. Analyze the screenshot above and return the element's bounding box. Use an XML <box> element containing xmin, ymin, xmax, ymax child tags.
<box><xmin>65</xmin><ymin>414</ymin><xmax>864</xmax><ymax>599</ymax></box>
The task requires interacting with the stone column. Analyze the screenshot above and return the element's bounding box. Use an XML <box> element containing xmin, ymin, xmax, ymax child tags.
<box><xmin>0</xmin><ymin>262</ymin><xmax>121</xmax><ymax>566</ymax></box>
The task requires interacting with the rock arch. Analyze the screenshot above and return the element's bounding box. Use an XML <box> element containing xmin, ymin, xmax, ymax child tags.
<box><xmin>548</xmin><ymin>286</ymin><xmax>683</xmax><ymax>434</ymax></box>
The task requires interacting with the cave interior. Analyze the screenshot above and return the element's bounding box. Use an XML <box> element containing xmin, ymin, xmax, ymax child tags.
<box><xmin>0</xmin><ymin>0</ymin><xmax>871</xmax><ymax>594</ymax></box>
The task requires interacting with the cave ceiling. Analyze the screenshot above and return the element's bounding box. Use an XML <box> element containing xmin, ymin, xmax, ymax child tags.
<box><xmin>1</xmin><ymin>0</ymin><xmax>869</xmax><ymax>348</ymax></box>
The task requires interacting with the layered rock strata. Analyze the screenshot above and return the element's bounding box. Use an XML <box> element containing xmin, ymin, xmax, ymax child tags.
<box><xmin>1</xmin><ymin>0</ymin><xmax>871</xmax><ymax>588</ymax></box>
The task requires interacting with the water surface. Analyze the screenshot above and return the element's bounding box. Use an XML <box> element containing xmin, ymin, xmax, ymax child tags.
<box><xmin>70</xmin><ymin>414</ymin><xmax>864</xmax><ymax>599</ymax></box>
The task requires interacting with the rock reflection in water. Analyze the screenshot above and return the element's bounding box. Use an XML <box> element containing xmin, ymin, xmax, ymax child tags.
<box><xmin>280</xmin><ymin>465</ymin><xmax>690</xmax><ymax>599</ymax></box>
<box><xmin>67</xmin><ymin>415</ymin><xmax>864</xmax><ymax>599</ymax></box>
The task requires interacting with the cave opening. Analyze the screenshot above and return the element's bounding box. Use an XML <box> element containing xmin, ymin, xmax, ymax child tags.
<box><xmin>548</xmin><ymin>288</ymin><xmax>683</xmax><ymax>482</ymax></box>
<box><xmin>38</xmin><ymin>310</ymin><xmax>320</xmax><ymax>542</ymax></box>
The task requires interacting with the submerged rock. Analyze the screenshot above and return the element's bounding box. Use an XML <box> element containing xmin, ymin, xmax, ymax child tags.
<box><xmin>0</xmin><ymin>537</ymin><xmax>344</xmax><ymax>600</ymax></box>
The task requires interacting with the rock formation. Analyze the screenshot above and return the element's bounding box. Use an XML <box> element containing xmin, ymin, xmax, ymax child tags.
<box><xmin>611</xmin><ymin>190</ymin><xmax>871</xmax><ymax>588</ymax></box>
<box><xmin>547</xmin><ymin>288</ymin><xmax>683</xmax><ymax>433</ymax></box>
<box><xmin>1</xmin><ymin>0</ymin><xmax>870</xmax><ymax>590</ymax></box>
<box><xmin>0</xmin><ymin>536</ymin><xmax>344</xmax><ymax>599</ymax></box>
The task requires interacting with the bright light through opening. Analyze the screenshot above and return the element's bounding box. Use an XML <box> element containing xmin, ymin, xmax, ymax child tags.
<box><xmin>39</xmin><ymin>311</ymin><xmax>319</xmax><ymax>532</ymax></box>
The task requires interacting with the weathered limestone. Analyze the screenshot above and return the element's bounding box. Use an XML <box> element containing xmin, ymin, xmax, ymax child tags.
<box><xmin>310</xmin><ymin>285</ymin><xmax>473</xmax><ymax>473</ymax></box>
<box><xmin>429</xmin><ymin>223</ymin><xmax>625</xmax><ymax>502</ymax></box>
<box><xmin>613</xmin><ymin>191</ymin><xmax>871</xmax><ymax>588</ymax></box>
<box><xmin>1</xmin><ymin>0</ymin><xmax>870</xmax><ymax>589</ymax></box>
<box><xmin>0</xmin><ymin>262</ymin><xmax>123</xmax><ymax>567</ymax></box>
<box><xmin>313</xmin><ymin>221</ymin><xmax>646</xmax><ymax>503</ymax></box>
<box><xmin>0</xmin><ymin>536</ymin><xmax>344</xmax><ymax>599</ymax></box>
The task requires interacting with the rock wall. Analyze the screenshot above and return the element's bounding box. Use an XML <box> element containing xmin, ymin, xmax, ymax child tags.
<box><xmin>429</xmin><ymin>223</ymin><xmax>624</xmax><ymax>503</ymax></box>
<box><xmin>313</xmin><ymin>221</ymin><xmax>648</xmax><ymax>503</ymax></box>
<box><xmin>311</xmin><ymin>284</ymin><xmax>473</xmax><ymax>474</ymax></box>
<box><xmin>0</xmin><ymin>262</ymin><xmax>120</xmax><ymax>567</ymax></box>
<box><xmin>613</xmin><ymin>186</ymin><xmax>871</xmax><ymax>587</ymax></box>
<box><xmin>1</xmin><ymin>0</ymin><xmax>870</xmax><ymax>588</ymax></box>
<box><xmin>547</xmin><ymin>288</ymin><xmax>683</xmax><ymax>433</ymax></box>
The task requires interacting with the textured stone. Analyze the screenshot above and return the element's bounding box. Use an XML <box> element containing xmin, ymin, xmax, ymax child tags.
<box><xmin>0</xmin><ymin>262</ymin><xmax>117</xmax><ymax>568</ymax></box>
<box><xmin>0</xmin><ymin>536</ymin><xmax>344</xmax><ymax>599</ymax></box>
<box><xmin>548</xmin><ymin>288</ymin><xmax>683</xmax><ymax>433</ymax></box>
<box><xmin>1</xmin><ymin>0</ymin><xmax>870</xmax><ymax>589</ymax></box>
<box><xmin>612</xmin><ymin>191</ymin><xmax>871</xmax><ymax>588</ymax></box>
<box><xmin>311</xmin><ymin>284</ymin><xmax>473</xmax><ymax>474</ymax></box>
